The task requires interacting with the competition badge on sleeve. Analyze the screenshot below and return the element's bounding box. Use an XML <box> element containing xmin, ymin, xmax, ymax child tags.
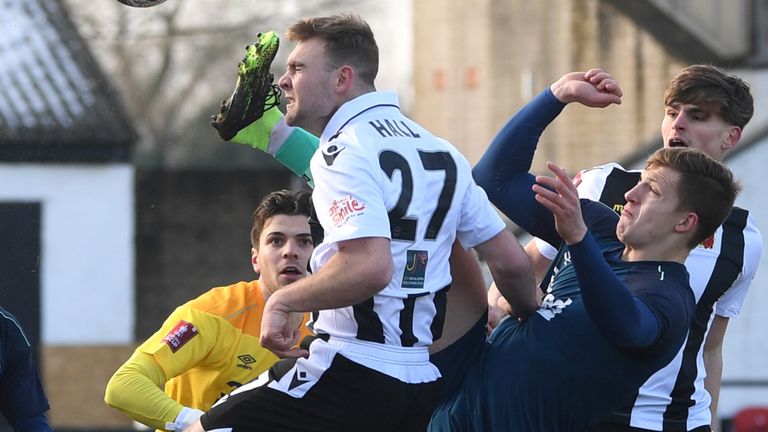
<box><xmin>163</xmin><ymin>320</ymin><xmax>199</xmax><ymax>353</ymax></box>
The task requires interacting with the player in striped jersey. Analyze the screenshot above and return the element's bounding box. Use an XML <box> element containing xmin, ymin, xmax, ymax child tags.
<box><xmin>492</xmin><ymin>66</ymin><xmax>761</xmax><ymax>431</ymax></box>
<box><xmin>104</xmin><ymin>190</ymin><xmax>315</xmax><ymax>431</ymax></box>
<box><xmin>190</xmin><ymin>14</ymin><xmax>536</xmax><ymax>432</ymax></box>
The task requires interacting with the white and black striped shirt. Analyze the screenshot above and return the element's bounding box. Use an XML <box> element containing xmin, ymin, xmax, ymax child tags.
<box><xmin>309</xmin><ymin>92</ymin><xmax>505</xmax><ymax>384</ymax></box>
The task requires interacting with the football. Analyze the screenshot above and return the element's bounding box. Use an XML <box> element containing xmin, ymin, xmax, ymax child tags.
<box><xmin>115</xmin><ymin>0</ymin><xmax>168</xmax><ymax>7</ymax></box>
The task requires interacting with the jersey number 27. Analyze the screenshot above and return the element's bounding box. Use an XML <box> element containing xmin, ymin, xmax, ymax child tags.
<box><xmin>379</xmin><ymin>150</ymin><xmax>457</xmax><ymax>242</ymax></box>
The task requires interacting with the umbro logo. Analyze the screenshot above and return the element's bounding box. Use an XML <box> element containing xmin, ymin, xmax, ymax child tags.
<box><xmin>236</xmin><ymin>354</ymin><xmax>256</xmax><ymax>370</ymax></box>
<box><xmin>322</xmin><ymin>145</ymin><xmax>345</xmax><ymax>166</ymax></box>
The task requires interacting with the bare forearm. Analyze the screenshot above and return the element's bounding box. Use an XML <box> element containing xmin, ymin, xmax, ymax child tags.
<box><xmin>704</xmin><ymin>315</ymin><xmax>729</xmax><ymax>431</ymax></box>
<box><xmin>477</xmin><ymin>230</ymin><xmax>537</xmax><ymax>319</ymax></box>
<box><xmin>273</xmin><ymin>237</ymin><xmax>393</xmax><ymax>313</ymax></box>
<box><xmin>488</xmin><ymin>261</ymin><xmax>537</xmax><ymax>318</ymax></box>
<box><xmin>523</xmin><ymin>240</ymin><xmax>554</xmax><ymax>286</ymax></box>
<box><xmin>704</xmin><ymin>350</ymin><xmax>723</xmax><ymax>431</ymax></box>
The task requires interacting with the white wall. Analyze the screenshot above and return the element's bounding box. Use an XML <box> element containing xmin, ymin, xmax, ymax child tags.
<box><xmin>0</xmin><ymin>164</ymin><xmax>134</xmax><ymax>345</ymax></box>
<box><xmin>718</xmin><ymin>137</ymin><xmax>768</xmax><ymax>417</ymax></box>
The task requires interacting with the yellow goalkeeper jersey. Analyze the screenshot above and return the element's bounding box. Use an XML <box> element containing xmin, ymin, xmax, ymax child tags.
<box><xmin>138</xmin><ymin>280</ymin><xmax>311</xmax><ymax>411</ymax></box>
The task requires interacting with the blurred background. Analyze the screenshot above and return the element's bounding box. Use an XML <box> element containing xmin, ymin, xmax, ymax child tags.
<box><xmin>0</xmin><ymin>0</ymin><xmax>766</xmax><ymax>430</ymax></box>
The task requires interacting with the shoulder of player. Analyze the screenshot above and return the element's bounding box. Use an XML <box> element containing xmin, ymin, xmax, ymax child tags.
<box><xmin>706</xmin><ymin>207</ymin><xmax>763</xmax><ymax>258</ymax></box>
<box><xmin>737</xmin><ymin>207</ymin><xmax>763</xmax><ymax>240</ymax></box>
<box><xmin>579</xmin><ymin>162</ymin><xmax>631</xmax><ymax>180</ymax></box>
<box><xmin>184</xmin><ymin>280</ymin><xmax>263</xmax><ymax>317</ymax></box>
<box><xmin>0</xmin><ymin>308</ymin><xmax>31</xmax><ymax>348</ymax></box>
<box><xmin>632</xmin><ymin>264</ymin><xmax>694</xmax><ymax>309</ymax></box>
<box><xmin>580</xmin><ymin>199</ymin><xmax>619</xmax><ymax>230</ymax></box>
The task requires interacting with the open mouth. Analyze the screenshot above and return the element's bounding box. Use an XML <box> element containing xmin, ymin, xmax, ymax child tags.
<box><xmin>668</xmin><ymin>138</ymin><xmax>687</xmax><ymax>147</ymax></box>
<box><xmin>280</xmin><ymin>266</ymin><xmax>302</xmax><ymax>276</ymax></box>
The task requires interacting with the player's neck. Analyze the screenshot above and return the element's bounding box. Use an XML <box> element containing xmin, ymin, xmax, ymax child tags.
<box><xmin>621</xmin><ymin>243</ymin><xmax>689</xmax><ymax>264</ymax></box>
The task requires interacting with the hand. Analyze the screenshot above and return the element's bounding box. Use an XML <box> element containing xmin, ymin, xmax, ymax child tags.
<box><xmin>487</xmin><ymin>298</ymin><xmax>512</xmax><ymax>335</ymax></box>
<box><xmin>260</xmin><ymin>293</ymin><xmax>309</xmax><ymax>358</ymax></box>
<box><xmin>550</xmin><ymin>68</ymin><xmax>622</xmax><ymax>107</ymax></box>
<box><xmin>532</xmin><ymin>161</ymin><xmax>588</xmax><ymax>245</ymax></box>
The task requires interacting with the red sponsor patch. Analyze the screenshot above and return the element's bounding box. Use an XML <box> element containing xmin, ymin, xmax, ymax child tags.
<box><xmin>162</xmin><ymin>320</ymin><xmax>198</xmax><ymax>353</ymax></box>
<box><xmin>701</xmin><ymin>235</ymin><xmax>715</xmax><ymax>249</ymax></box>
<box><xmin>328</xmin><ymin>195</ymin><xmax>366</xmax><ymax>227</ymax></box>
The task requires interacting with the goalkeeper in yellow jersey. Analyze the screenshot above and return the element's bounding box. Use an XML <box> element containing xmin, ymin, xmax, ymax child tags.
<box><xmin>104</xmin><ymin>189</ymin><xmax>314</xmax><ymax>431</ymax></box>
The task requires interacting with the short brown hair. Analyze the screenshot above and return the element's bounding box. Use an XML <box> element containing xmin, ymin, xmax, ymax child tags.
<box><xmin>645</xmin><ymin>147</ymin><xmax>741</xmax><ymax>249</ymax></box>
<box><xmin>664</xmin><ymin>65</ymin><xmax>753</xmax><ymax>129</ymax></box>
<box><xmin>286</xmin><ymin>13</ymin><xmax>379</xmax><ymax>87</ymax></box>
<box><xmin>250</xmin><ymin>189</ymin><xmax>312</xmax><ymax>248</ymax></box>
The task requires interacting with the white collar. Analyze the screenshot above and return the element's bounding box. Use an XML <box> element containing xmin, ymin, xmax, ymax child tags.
<box><xmin>321</xmin><ymin>91</ymin><xmax>400</xmax><ymax>142</ymax></box>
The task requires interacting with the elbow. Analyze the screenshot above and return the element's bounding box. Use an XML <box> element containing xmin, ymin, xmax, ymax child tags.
<box><xmin>372</xmin><ymin>259</ymin><xmax>394</xmax><ymax>290</ymax></box>
<box><xmin>104</xmin><ymin>365</ymin><xmax>131</xmax><ymax>409</ymax></box>
<box><xmin>496</xmin><ymin>264</ymin><xmax>538</xmax><ymax>317</ymax></box>
<box><xmin>350</xmin><ymin>238</ymin><xmax>393</xmax><ymax>291</ymax></box>
<box><xmin>104</xmin><ymin>375</ymin><xmax>119</xmax><ymax>408</ymax></box>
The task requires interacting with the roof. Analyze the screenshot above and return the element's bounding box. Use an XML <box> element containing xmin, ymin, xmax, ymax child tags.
<box><xmin>0</xmin><ymin>0</ymin><xmax>136</xmax><ymax>163</ymax></box>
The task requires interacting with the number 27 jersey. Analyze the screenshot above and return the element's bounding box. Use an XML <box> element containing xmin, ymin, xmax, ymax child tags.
<box><xmin>309</xmin><ymin>91</ymin><xmax>505</xmax><ymax>350</ymax></box>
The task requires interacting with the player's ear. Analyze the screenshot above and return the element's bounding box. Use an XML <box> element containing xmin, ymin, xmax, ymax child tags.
<box><xmin>723</xmin><ymin>125</ymin><xmax>742</xmax><ymax>151</ymax></box>
<box><xmin>252</xmin><ymin>247</ymin><xmax>261</xmax><ymax>274</ymax></box>
<box><xmin>674</xmin><ymin>212</ymin><xmax>699</xmax><ymax>235</ymax></box>
<box><xmin>336</xmin><ymin>65</ymin><xmax>355</xmax><ymax>91</ymax></box>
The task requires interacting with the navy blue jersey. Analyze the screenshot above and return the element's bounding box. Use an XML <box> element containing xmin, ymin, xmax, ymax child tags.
<box><xmin>0</xmin><ymin>307</ymin><xmax>51</xmax><ymax>431</ymax></box>
<box><xmin>428</xmin><ymin>89</ymin><xmax>696</xmax><ymax>432</ymax></box>
<box><xmin>429</xmin><ymin>202</ymin><xmax>694</xmax><ymax>431</ymax></box>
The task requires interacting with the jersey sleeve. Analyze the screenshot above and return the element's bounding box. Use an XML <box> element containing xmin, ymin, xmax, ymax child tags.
<box><xmin>137</xmin><ymin>303</ymin><xmax>221</xmax><ymax>383</ymax></box>
<box><xmin>568</xmin><ymin>230</ymin><xmax>664</xmax><ymax>348</ymax></box>
<box><xmin>454</xmin><ymin>153</ymin><xmax>506</xmax><ymax>249</ymax></box>
<box><xmin>627</xmin><ymin>271</ymin><xmax>693</xmax><ymax>351</ymax></box>
<box><xmin>473</xmin><ymin>88</ymin><xmax>566</xmax><ymax>247</ymax></box>
<box><xmin>104</xmin><ymin>350</ymin><xmax>182</xmax><ymax>430</ymax></box>
<box><xmin>310</xmin><ymin>140</ymin><xmax>391</xmax><ymax>244</ymax></box>
<box><xmin>715</xmin><ymin>215</ymin><xmax>763</xmax><ymax>317</ymax></box>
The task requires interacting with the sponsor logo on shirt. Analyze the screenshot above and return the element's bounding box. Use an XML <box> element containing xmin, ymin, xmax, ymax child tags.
<box><xmin>402</xmin><ymin>250</ymin><xmax>428</xmax><ymax>289</ymax></box>
<box><xmin>162</xmin><ymin>320</ymin><xmax>198</xmax><ymax>353</ymax></box>
<box><xmin>536</xmin><ymin>294</ymin><xmax>573</xmax><ymax>321</ymax></box>
<box><xmin>328</xmin><ymin>195</ymin><xmax>366</xmax><ymax>227</ymax></box>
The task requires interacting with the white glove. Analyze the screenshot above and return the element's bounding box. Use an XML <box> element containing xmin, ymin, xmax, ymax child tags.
<box><xmin>165</xmin><ymin>407</ymin><xmax>204</xmax><ymax>431</ymax></box>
